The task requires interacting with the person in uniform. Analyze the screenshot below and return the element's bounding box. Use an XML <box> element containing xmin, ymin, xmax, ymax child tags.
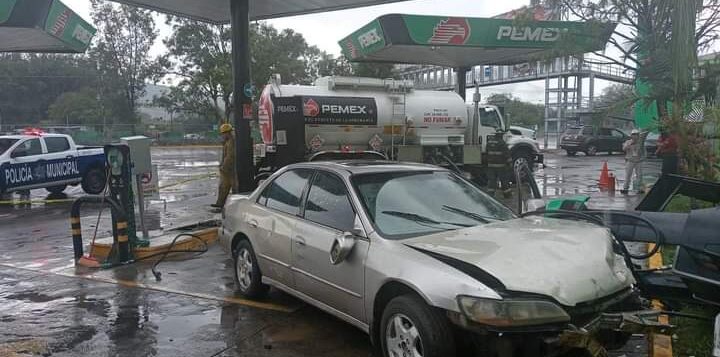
<box><xmin>621</xmin><ymin>128</ymin><xmax>649</xmax><ymax>194</ymax></box>
<box><xmin>486</xmin><ymin>131</ymin><xmax>513</xmax><ymax>198</ymax></box>
<box><xmin>212</xmin><ymin>123</ymin><xmax>237</xmax><ymax>208</ymax></box>
<box><xmin>656</xmin><ymin>127</ymin><xmax>679</xmax><ymax>175</ymax></box>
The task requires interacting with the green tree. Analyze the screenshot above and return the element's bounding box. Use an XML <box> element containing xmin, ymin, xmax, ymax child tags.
<box><xmin>90</xmin><ymin>0</ymin><xmax>158</xmax><ymax>125</ymax></box>
<box><xmin>353</xmin><ymin>62</ymin><xmax>398</xmax><ymax>78</ymax></box>
<box><xmin>160</xmin><ymin>20</ymin><xmax>324</xmax><ymax>124</ymax></box>
<box><xmin>47</xmin><ymin>88</ymin><xmax>104</xmax><ymax>125</ymax></box>
<box><xmin>484</xmin><ymin>93</ymin><xmax>544</xmax><ymax>128</ymax></box>
<box><xmin>0</xmin><ymin>54</ymin><xmax>98</xmax><ymax>125</ymax></box>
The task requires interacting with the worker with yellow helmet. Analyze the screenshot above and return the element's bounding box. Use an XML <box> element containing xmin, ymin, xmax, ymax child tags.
<box><xmin>212</xmin><ymin>123</ymin><xmax>237</xmax><ymax>208</ymax></box>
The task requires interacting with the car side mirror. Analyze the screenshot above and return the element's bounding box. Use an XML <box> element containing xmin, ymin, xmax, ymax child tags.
<box><xmin>330</xmin><ymin>216</ymin><xmax>364</xmax><ymax>265</ymax></box>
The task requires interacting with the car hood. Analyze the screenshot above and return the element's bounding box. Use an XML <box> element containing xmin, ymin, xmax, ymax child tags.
<box><xmin>404</xmin><ymin>217</ymin><xmax>634</xmax><ymax>306</ymax></box>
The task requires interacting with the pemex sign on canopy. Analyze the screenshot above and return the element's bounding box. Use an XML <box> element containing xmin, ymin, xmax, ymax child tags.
<box><xmin>44</xmin><ymin>0</ymin><xmax>95</xmax><ymax>52</ymax></box>
<box><xmin>0</xmin><ymin>0</ymin><xmax>95</xmax><ymax>53</ymax></box>
<box><xmin>340</xmin><ymin>14</ymin><xmax>615</xmax><ymax>66</ymax></box>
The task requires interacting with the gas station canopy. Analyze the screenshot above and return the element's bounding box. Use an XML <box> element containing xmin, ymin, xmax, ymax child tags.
<box><xmin>111</xmin><ymin>0</ymin><xmax>409</xmax><ymax>24</ymax></box>
<box><xmin>339</xmin><ymin>14</ymin><xmax>616</xmax><ymax>67</ymax></box>
<box><xmin>0</xmin><ymin>0</ymin><xmax>95</xmax><ymax>53</ymax></box>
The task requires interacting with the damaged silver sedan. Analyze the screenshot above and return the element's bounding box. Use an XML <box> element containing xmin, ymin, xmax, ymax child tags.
<box><xmin>219</xmin><ymin>161</ymin><xmax>648</xmax><ymax>357</ymax></box>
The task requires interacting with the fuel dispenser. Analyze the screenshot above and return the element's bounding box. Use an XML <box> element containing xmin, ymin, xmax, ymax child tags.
<box><xmin>105</xmin><ymin>143</ymin><xmax>150</xmax><ymax>250</ymax></box>
<box><xmin>71</xmin><ymin>138</ymin><xmax>152</xmax><ymax>267</ymax></box>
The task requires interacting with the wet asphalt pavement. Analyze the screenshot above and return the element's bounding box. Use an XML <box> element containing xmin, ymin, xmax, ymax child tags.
<box><xmin>0</xmin><ymin>147</ymin><xmax>660</xmax><ymax>357</ymax></box>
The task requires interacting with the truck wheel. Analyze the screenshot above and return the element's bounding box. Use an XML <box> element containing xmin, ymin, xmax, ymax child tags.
<box><xmin>380</xmin><ymin>294</ymin><xmax>455</xmax><ymax>357</ymax></box>
<box><xmin>512</xmin><ymin>150</ymin><xmax>534</xmax><ymax>175</ymax></box>
<box><xmin>82</xmin><ymin>167</ymin><xmax>106</xmax><ymax>194</ymax></box>
<box><xmin>45</xmin><ymin>185</ymin><xmax>67</xmax><ymax>195</ymax></box>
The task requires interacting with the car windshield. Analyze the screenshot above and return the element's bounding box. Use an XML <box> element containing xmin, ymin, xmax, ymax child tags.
<box><xmin>0</xmin><ymin>138</ymin><xmax>19</xmax><ymax>156</ymax></box>
<box><xmin>352</xmin><ymin>170</ymin><xmax>515</xmax><ymax>239</ymax></box>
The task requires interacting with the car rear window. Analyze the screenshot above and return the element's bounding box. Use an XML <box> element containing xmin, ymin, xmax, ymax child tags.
<box><xmin>265</xmin><ymin>169</ymin><xmax>313</xmax><ymax>215</ymax></box>
<box><xmin>45</xmin><ymin>137</ymin><xmax>71</xmax><ymax>153</ymax></box>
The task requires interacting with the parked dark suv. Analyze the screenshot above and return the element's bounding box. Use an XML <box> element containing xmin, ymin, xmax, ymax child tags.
<box><xmin>560</xmin><ymin>126</ymin><xmax>628</xmax><ymax>156</ymax></box>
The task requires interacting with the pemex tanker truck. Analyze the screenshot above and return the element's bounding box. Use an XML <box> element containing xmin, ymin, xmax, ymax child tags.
<box><xmin>253</xmin><ymin>74</ymin><xmax>542</xmax><ymax>184</ymax></box>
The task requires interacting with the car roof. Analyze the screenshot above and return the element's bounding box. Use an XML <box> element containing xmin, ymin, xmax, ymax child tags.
<box><xmin>284</xmin><ymin>160</ymin><xmax>446</xmax><ymax>175</ymax></box>
<box><xmin>1</xmin><ymin>133</ymin><xmax>67</xmax><ymax>140</ymax></box>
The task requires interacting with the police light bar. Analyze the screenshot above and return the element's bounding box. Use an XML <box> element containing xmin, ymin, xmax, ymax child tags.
<box><xmin>23</xmin><ymin>128</ymin><xmax>45</xmax><ymax>136</ymax></box>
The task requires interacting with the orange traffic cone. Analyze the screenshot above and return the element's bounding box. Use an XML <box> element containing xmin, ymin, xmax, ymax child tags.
<box><xmin>598</xmin><ymin>161</ymin><xmax>610</xmax><ymax>189</ymax></box>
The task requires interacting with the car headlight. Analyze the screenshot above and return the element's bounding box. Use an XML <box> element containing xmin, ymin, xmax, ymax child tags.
<box><xmin>457</xmin><ymin>296</ymin><xmax>571</xmax><ymax>327</ymax></box>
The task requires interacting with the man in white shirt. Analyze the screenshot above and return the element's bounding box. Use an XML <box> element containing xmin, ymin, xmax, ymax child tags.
<box><xmin>621</xmin><ymin>129</ymin><xmax>649</xmax><ymax>194</ymax></box>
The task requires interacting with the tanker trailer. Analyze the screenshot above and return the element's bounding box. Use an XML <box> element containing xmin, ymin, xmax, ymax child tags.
<box><xmin>254</xmin><ymin>74</ymin><xmax>541</xmax><ymax>183</ymax></box>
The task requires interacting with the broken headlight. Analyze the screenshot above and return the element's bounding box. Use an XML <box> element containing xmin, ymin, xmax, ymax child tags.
<box><xmin>457</xmin><ymin>296</ymin><xmax>571</xmax><ymax>327</ymax></box>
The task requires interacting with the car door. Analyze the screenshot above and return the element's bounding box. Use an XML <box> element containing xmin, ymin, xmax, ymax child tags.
<box><xmin>42</xmin><ymin>136</ymin><xmax>81</xmax><ymax>184</ymax></box>
<box><xmin>292</xmin><ymin>170</ymin><xmax>370</xmax><ymax>322</ymax></box>
<box><xmin>597</xmin><ymin>128</ymin><xmax>613</xmax><ymax>151</ymax></box>
<box><xmin>3</xmin><ymin>138</ymin><xmax>44</xmax><ymax>191</ymax></box>
<box><xmin>248</xmin><ymin>169</ymin><xmax>313</xmax><ymax>288</ymax></box>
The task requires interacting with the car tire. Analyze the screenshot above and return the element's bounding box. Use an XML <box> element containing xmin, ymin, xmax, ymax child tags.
<box><xmin>380</xmin><ymin>294</ymin><xmax>455</xmax><ymax>357</ymax></box>
<box><xmin>234</xmin><ymin>240</ymin><xmax>269</xmax><ymax>299</ymax></box>
<box><xmin>566</xmin><ymin>151</ymin><xmax>577</xmax><ymax>156</ymax></box>
<box><xmin>45</xmin><ymin>185</ymin><xmax>67</xmax><ymax>194</ymax></box>
<box><xmin>81</xmin><ymin>167</ymin><xmax>106</xmax><ymax>194</ymax></box>
<box><xmin>585</xmin><ymin>145</ymin><xmax>598</xmax><ymax>156</ymax></box>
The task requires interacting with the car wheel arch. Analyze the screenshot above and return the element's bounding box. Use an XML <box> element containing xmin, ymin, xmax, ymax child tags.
<box><xmin>370</xmin><ymin>280</ymin><xmax>434</xmax><ymax>347</ymax></box>
<box><xmin>231</xmin><ymin>232</ymin><xmax>251</xmax><ymax>254</ymax></box>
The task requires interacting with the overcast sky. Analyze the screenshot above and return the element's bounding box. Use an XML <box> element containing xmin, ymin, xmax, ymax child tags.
<box><xmin>63</xmin><ymin>0</ymin><xmax>621</xmax><ymax>103</ymax></box>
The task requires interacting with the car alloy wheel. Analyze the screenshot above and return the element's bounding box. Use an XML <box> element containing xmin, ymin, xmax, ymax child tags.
<box><xmin>386</xmin><ymin>313</ymin><xmax>424</xmax><ymax>357</ymax></box>
<box><xmin>586</xmin><ymin>145</ymin><xmax>597</xmax><ymax>156</ymax></box>
<box><xmin>236</xmin><ymin>247</ymin><xmax>254</xmax><ymax>291</ymax></box>
<box><xmin>233</xmin><ymin>240</ymin><xmax>269</xmax><ymax>298</ymax></box>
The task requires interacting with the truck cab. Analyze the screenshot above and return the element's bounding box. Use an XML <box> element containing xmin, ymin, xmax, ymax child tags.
<box><xmin>467</xmin><ymin>104</ymin><xmax>543</xmax><ymax>173</ymax></box>
<box><xmin>0</xmin><ymin>132</ymin><xmax>106</xmax><ymax>195</ymax></box>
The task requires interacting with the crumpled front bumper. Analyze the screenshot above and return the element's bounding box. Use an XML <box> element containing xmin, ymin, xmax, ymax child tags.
<box><xmin>554</xmin><ymin>310</ymin><xmax>672</xmax><ymax>357</ymax></box>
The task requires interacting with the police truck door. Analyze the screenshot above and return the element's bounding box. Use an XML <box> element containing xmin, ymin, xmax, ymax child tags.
<box><xmin>42</xmin><ymin>136</ymin><xmax>81</xmax><ymax>185</ymax></box>
<box><xmin>5</xmin><ymin>138</ymin><xmax>43</xmax><ymax>191</ymax></box>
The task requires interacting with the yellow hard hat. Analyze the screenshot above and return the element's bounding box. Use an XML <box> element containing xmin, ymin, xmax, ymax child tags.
<box><xmin>219</xmin><ymin>123</ymin><xmax>233</xmax><ymax>134</ymax></box>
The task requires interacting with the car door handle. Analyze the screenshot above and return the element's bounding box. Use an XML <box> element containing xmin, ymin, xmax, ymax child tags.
<box><xmin>248</xmin><ymin>220</ymin><xmax>258</xmax><ymax>228</ymax></box>
<box><xmin>294</xmin><ymin>236</ymin><xmax>306</xmax><ymax>246</ymax></box>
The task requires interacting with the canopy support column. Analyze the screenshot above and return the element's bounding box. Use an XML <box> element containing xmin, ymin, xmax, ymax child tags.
<box><xmin>230</xmin><ymin>0</ymin><xmax>255</xmax><ymax>192</ymax></box>
<box><xmin>455</xmin><ymin>66</ymin><xmax>468</xmax><ymax>101</ymax></box>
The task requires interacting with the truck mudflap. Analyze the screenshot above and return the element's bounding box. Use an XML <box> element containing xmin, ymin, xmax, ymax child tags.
<box><xmin>533</xmin><ymin>153</ymin><xmax>544</xmax><ymax>164</ymax></box>
<box><xmin>554</xmin><ymin>310</ymin><xmax>673</xmax><ymax>357</ymax></box>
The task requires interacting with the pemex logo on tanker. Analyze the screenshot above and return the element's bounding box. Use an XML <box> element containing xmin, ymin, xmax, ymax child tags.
<box><xmin>4</xmin><ymin>160</ymin><xmax>79</xmax><ymax>185</ymax></box>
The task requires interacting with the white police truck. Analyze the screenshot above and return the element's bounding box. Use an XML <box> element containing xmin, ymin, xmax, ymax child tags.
<box><xmin>0</xmin><ymin>132</ymin><xmax>106</xmax><ymax>195</ymax></box>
